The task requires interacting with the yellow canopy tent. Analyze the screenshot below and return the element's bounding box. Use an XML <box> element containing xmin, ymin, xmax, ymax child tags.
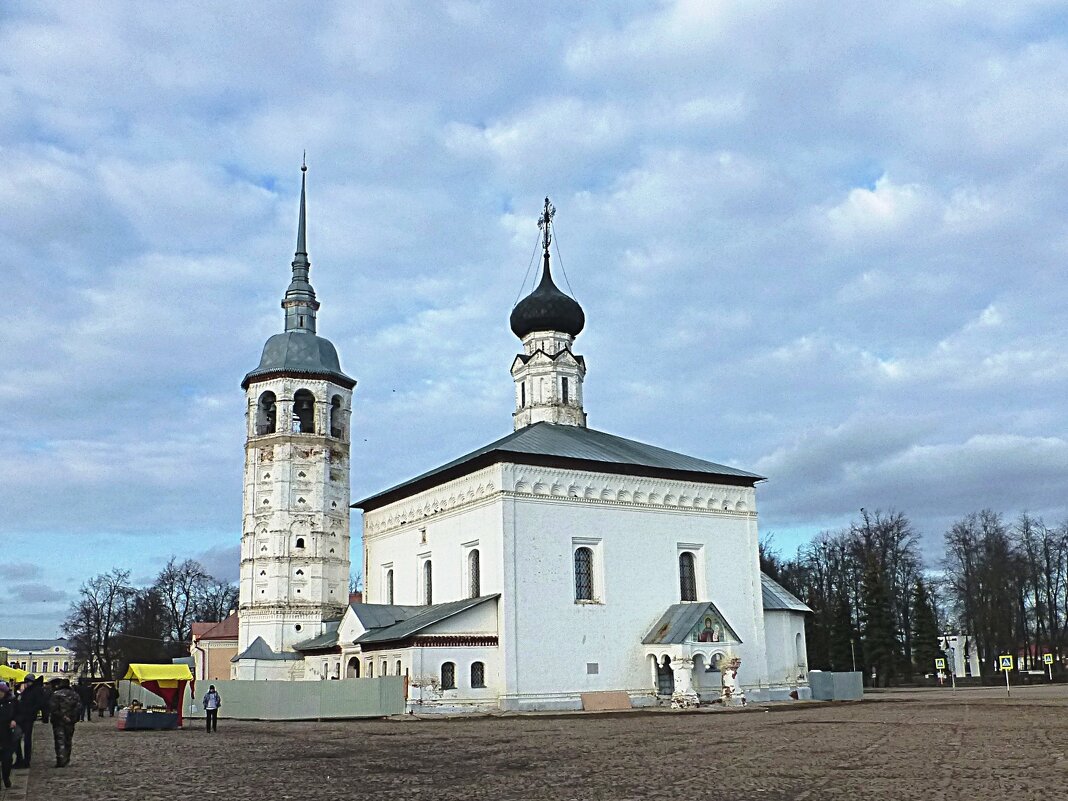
<box><xmin>0</xmin><ymin>664</ymin><xmax>28</xmax><ymax>683</ymax></box>
<box><xmin>122</xmin><ymin>664</ymin><xmax>194</xmax><ymax>726</ymax></box>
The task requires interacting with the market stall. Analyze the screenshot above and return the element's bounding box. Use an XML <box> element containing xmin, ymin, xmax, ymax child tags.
<box><xmin>0</xmin><ymin>665</ymin><xmax>28</xmax><ymax>683</ymax></box>
<box><xmin>118</xmin><ymin>664</ymin><xmax>194</xmax><ymax>730</ymax></box>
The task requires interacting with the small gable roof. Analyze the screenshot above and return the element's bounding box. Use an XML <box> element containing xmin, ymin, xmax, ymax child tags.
<box><xmin>355</xmin><ymin>595</ymin><xmax>499</xmax><ymax>645</ymax></box>
<box><xmin>356</xmin><ymin>422</ymin><xmax>762</xmax><ymax>511</ymax></box>
<box><xmin>293</xmin><ymin>620</ymin><xmax>341</xmax><ymax>652</ymax></box>
<box><xmin>642</xmin><ymin>601</ymin><xmax>742</xmax><ymax>645</ymax></box>
<box><xmin>196</xmin><ymin>612</ymin><xmax>239</xmax><ymax>641</ymax></box>
<box><xmin>231</xmin><ymin>636</ymin><xmax>303</xmax><ymax>663</ymax></box>
<box><xmin>761</xmin><ymin>573</ymin><xmax>812</xmax><ymax>613</ymax></box>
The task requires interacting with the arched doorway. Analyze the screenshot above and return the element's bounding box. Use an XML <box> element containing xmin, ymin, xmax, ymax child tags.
<box><xmin>346</xmin><ymin>657</ymin><xmax>360</xmax><ymax>678</ymax></box>
<box><xmin>656</xmin><ymin>656</ymin><xmax>675</xmax><ymax>696</ymax></box>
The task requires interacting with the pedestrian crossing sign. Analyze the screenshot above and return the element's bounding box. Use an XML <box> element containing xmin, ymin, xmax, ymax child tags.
<box><xmin>1043</xmin><ymin>653</ymin><xmax>1054</xmax><ymax>666</ymax></box>
<box><xmin>934</xmin><ymin>658</ymin><xmax>946</xmax><ymax>670</ymax></box>
<box><xmin>999</xmin><ymin>655</ymin><xmax>1014</xmax><ymax>671</ymax></box>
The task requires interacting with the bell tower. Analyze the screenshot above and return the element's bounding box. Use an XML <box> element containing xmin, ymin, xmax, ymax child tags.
<box><xmin>236</xmin><ymin>161</ymin><xmax>356</xmax><ymax>661</ymax></box>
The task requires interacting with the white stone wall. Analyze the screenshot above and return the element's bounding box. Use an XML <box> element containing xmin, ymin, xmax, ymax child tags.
<box><xmin>363</xmin><ymin>459</ymin><xmax>770</xmax><ymax>710</ymax></box>
<box><xmin>763</xmin><ymin>610</ymin><xmax>808</xmax><ymax>689</ymax></box>
<box><xmin>238</xmin><ymin>376</ymin><xmax>352</xmax><ymax>655</ymax></box>
<box><xmin>511</xmin><ymin>329</ymin><xmax>587</xmax><ymax>429</ymax></box>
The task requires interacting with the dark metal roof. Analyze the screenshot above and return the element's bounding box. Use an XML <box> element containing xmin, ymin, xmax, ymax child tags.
<box><xmin>356</xmin><ymin>422</ymin><xmax>763</xmax><ymax>510</ymax></box>
<box><xmin>347</xmin><ymin>602</ymin><xmax>425</xmax><ymax>631</ymax></box>
<box><xmin>241</xmin><ymin>331</ymin><xmax>353</xmax><ymax>389</ymax></box>
<box><xmin>0</xmin><ymin>639</ymin><xmax>68</xmax><ymax>652</ymax></box>
<box><xmin>292</xmin><ymin>620</ymin><xmax>341</xmax><ymax>652</ymax></box>
<box><xmin>510</xmin><ymin>258</ymin><xmax>585</xmax><ymax>339</ymax></box>
<box><xmin>231</xmin><ymin>636</ymin><xmax>303</xmax><ymax>663</ymax></box>
<box><xmin>761</xmin><ymin>573</ymin><xmax>812</xmax><ymax>613</ymax></box>
<box><xmin>642</xmin><ymin>602</ymin><xmax>742</xmax><ymax>645</ymax></box>
<box><xmin>354</xmin><ymin>595</ymin><xmax>499</xmax><ymax>645</ymax></box>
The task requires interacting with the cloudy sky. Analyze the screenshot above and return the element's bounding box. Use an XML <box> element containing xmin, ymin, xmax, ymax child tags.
<box><xmin>2</xmin><ymin>1</ymin><xmax>1067</xmax><ymax>637</ymax></box>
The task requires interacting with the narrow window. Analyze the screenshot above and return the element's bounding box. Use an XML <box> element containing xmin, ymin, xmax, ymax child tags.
<box><xmin>441</xmin><ymin>661</ymin><xmax>456</xmax><ymax>690</ymax></box>
<box><xmin>299</xmin><ymin>315</ymin><xmax>305</xmax><ymax>327</ymax></box>
<box><xmin>679</xmin><ymin>552</ymin><xmax>697</xmax><ymax>601</ymax></box>
<box><xmin>63</xmin><ymin>661</ymin><xmax>69</xmax><ymax>672</ymax></box>
<box><xmin>471</xmin><ymin>661</ymin><xmax>486</xmax><ymax>688</ymax></box>
<box><xmin>256</xmin><ymin>391</ymin><xmax>278</xmax><ymax>435</ymax></box>
<box><xmin>468</xmin><ymin>549</ymin><xmax>481</xmax><ymax>598</ymax></box>
<box><xmin>367</xmin><ymin>661</ymin><xmax>374</xmax><ymax>679</ymax></box>
<box><xmin>293</xmin><ymin>389</ymin><xmax>315</xmax><ymax>433</ymax></box>
<box><xmin>574</xmin><ymin>547</ymin><xmax>594</xmax><ymax>601</ymax></box>
<box><xmin>330</xmin><ymin>395</ymin><xmax>343</xmax><ymax>438</ymax></box>
<box><xmin>396</xmin><ymin>660</ymin><xmax>402</xmax><ymax>676</ymax></box>
<box><xmin>520</xmin><ymin>382</ymin><xmax>526</xmax><ymax>407</ymax></box>
<box><xmin>423</xmin><ymin>560</ymin><xmax>433</xmax><ymax>605</ymax></box>
<box><xmin>296</xmin><ymin>537</ymin><xmax>305</xmax><ymax>549</ymax></box>
<box><xmin>561</xmin><ymin>377</ymin><xmax>569</xmax><ymax>403</ymax></box>
<box><xmin>381</xmin><ymin>660</ymin><xmax>388</xmax><ymax>676</ymax></box>
<box><xmin>386</xmin><ymin>569</ymin><xmax>394</xmax><ymax>604</ymax></box>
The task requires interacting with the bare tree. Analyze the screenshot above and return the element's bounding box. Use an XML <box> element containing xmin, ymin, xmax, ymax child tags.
<box><xmin>62</xmin><ymin>569</ymin><xmax>135</xmax><ymax>680</ymax></box>
<box><xmin>153</xmin><ymin>557</ymin><xmax>210</xmax><ymax>645</ymax></box>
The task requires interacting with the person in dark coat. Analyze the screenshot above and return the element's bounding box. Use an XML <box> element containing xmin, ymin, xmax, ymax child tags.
<box><xmin>47</xmin><ymin>679</ymin><xmax>81</xmax><ymax>768</ymax></box>
<box><xmin>75</xmin><ymin>681</ymin><xmax>93</xmax><ymax>722</ymax></box>
<box><xmin>13</xmin><ymin>674</ymin><xmax>45</xmax><ymax>769</ymax></box>
<box><xmin>0</xmin><ymin>681</ymin><xmax>17</xmax><ymax>788</ymax></box>
<box><xmin>108</xmin><ymin>685</ymin><xmax>119</xmax><ymax>717</ymax></box>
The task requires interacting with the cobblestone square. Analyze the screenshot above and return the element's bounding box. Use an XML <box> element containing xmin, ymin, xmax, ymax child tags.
<box><xmin>10</xmin><ymin>686</ymin><xmax>1066</xmax><ymax>801</ymax></box>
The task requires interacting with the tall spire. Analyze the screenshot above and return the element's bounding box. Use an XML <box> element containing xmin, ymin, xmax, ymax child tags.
<box><xmin>283</xmin><ymin>157</ymin><xmax>319</xmax><ymax>334</ymax></box>
<box><xmin>296</xmin><ymin>152</ymin><xmax>308</xmax><ymax>256</ymax></box>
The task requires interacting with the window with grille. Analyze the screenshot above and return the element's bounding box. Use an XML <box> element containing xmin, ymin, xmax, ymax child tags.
<box><xmin>386</xmin><ymin>569</ymin><xmax>394</xmax><ymax>604</ymax></box>
<box><xmin>468</xmin><ymin>549</ymin><xmax>481</xmax><ymax>598</ymax></box>
<box><xmin>679</xmin><ymin>552</ymin><xmax>697</xmax><ymax>601</ymax></box>
<box><xmin>471</xmin><ymin>661</ymin><xmax>486</xmax><ymax>688</ymax></box>
<box><xmin>423</xmin><ymin>560</ymin><xmax>433</xmax><ymax>605</ymax></box>
<box><xmin>441</xmin><ymin>661</ymin><xmax>456</xmax><ymax>689</ymax></box>
<box><xmin>574</xmin><ymin>547</ymin><xmax>594</xmax><ymax>601</ymax></box>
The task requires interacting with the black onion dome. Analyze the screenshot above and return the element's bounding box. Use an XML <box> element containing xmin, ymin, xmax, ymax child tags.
<box><xmin>509</xmin><ymin>263</ymin><xmax>585</xmax><ymax>339</ymax></box>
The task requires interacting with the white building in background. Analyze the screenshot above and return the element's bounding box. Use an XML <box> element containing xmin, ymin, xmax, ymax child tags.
<box><xmin>0</xmin><ymin>639</ymin><xmax>80</xmax><ymax>681</ymax></box>
<box><xmin>941</xmin><ymin>634</ymin><xmax>982</xmax><ymax>679</ymax></box>
<box><xmin>229</xmin><ymin>191</ymin><xmax>811</xmax><ymax>710</ymax></box>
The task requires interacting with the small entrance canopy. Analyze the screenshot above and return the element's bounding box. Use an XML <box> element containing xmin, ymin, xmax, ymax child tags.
<box><xmin>123</xmin><ymin>663</ymin><xmax>194</xmax><ymax>727</ymax></box>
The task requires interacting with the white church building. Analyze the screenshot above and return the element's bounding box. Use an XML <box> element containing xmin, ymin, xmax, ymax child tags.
<box><xmin>232</xmin><ymin>182</ymin><xmax>810</xmax><ymax>710</ymax></box>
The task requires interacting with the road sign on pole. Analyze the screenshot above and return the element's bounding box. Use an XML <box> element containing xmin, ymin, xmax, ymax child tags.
<box><xmin>999</xmin><ymin>654</ymin><xmax>1013</xmax><ymax>696</ymax></box>
<box><xmin>1043</xmin><ymin>653</ymin><xmax>1054</xmax><ymax>681</ymax></box>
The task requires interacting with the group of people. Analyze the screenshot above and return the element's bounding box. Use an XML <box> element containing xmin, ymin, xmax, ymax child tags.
<box><xmin>0</xmin><ymin>674</ymin><xmax>84</xmax><ymax>786</ymax></box>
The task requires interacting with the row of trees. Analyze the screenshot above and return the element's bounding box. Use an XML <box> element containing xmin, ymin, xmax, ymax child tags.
<box><xmin>763</xmin><ymin>509</ymin><xmax>1068</xmax><ymax>685</ymax></box>
<box><xmin>62</xmin><ymin>558</ymin><xmax>238</xmax><ymax>679</ymax></box>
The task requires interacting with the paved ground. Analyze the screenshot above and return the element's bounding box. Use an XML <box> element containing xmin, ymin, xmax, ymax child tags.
<box><xmin>7</xmin><ymin>685</ymin><xmax>1067</xmax><ymax>801</ymax></box>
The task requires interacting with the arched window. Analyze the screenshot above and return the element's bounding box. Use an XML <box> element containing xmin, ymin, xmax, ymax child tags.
<box><xmin>574</xmin><ymin>547</ymin><xmax>594</xmax><ymax>601</ymax></box>
<box><xmin>293</xmin><ymin>389</ymin><xmax>315</xmax><ymax>433</ymax></box>
<box><xmin>423</xmin><ymin>560</ymin><xmax>433</xmax><ymax>605</ymax></box>
<box><xmin>396</xmin><ymin>660</ymin><xmax>402</xmax><ymax>676</ymax></box>
<box><xmin>385</xmin><ymin>569</ymin><xmax>394</xmax><ymax>604</ymax></box>
<box><xmin>330</xmin><ymin>395</ymin><xmax>343</xmax><ymax>439</ymax></box>
<box><xmin>367</xmin><ymin>661</ymin><xmax>373</xmax><ymax>678</ymax></box>
<box><xmin>295</xmin><ymin>537</ymin><xmax>305</xmax><ymax>549</ymax></box>
<box><xmin>347</xmin><ymin>657</ymin><xmax>360</xmax><ymax>678</ymax></box>
<box><xmin>441</xmin><ymin>661</ymin><xmax>456</xmax><ymax>690</ymax></box>
<box><xmin>468</xmin><ymin>549</ymin><xmax>481</xmax><ymax>598</ymax></box>
<box><xmin>381</xmin><ymin>660</ymin><xmax>388</xmax><ymax>676</ymax></box>
<box><xmin>256</xmin><ymin>391</ymin><xmax>277</xmax><ymax>435</ymax></box>
<box><xmin>679</xmin><ymin>552</ymin><xmax>697</xmax><ymax>601</ymax></box>
<box><xmin>470</xmin><ymin>661</ymin><xmax>486</xmax><ymax>688</ymax></box>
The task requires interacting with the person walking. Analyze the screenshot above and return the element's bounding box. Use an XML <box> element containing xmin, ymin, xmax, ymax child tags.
<box><xmin>13</xmin><ymin>674</ymin><xmax>45</xmax><ymax>769</ymax></box>
<box><xmin>0</xmin><ymin>681</ymin><xmax>17</xmax><ymax>788</ymax></box>
<box><xmin>48</xmin><ymin>678</ymin><xmax>81</xmax><ymax>768</ymax></box>
<box><xmin>107</xmin><ymin>685</ymin><xmax>119</xmax><ymax>717</ymax></box>
<box><xmin>202</xmin><ymin>685</ymin><xmax>221</xmax><ymax>733</ymax></box>
<box><xmin>75</xmin><ymin>681</ymin><xmax>93</xmax><ymax>723</ymax></box>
